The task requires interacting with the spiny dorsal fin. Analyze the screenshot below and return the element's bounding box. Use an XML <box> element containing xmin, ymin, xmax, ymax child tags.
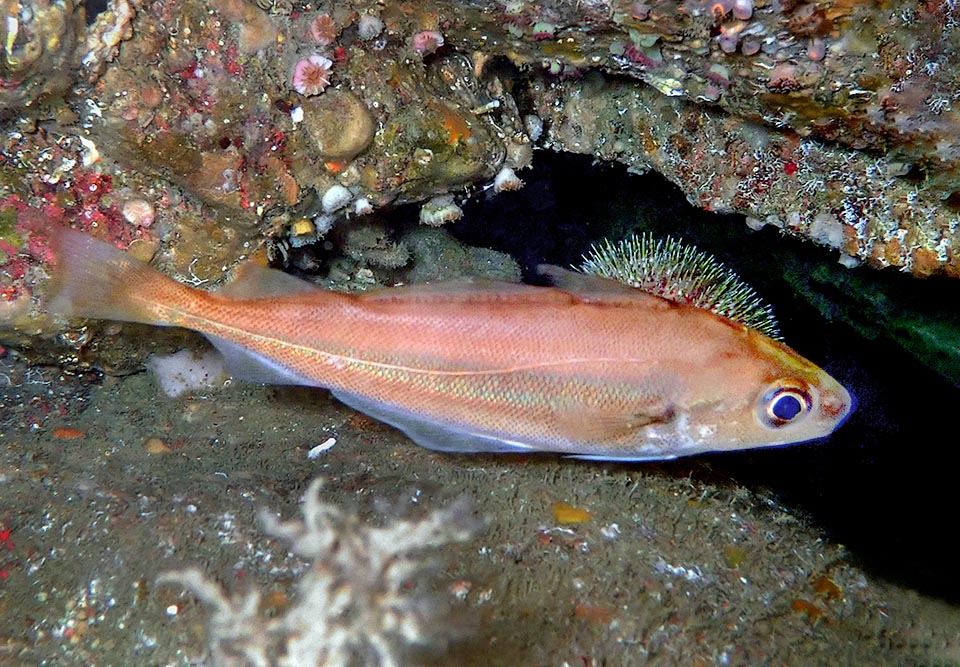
<box><xmin>537</xmin><ymin>264</ymin><xmax>671</xmax><ymax>308</ymax></box>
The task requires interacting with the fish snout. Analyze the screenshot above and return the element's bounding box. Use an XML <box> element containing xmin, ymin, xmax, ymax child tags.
<box><xmin>819</xmin><ymin>383</ymin><xmax>853</xmax><ymax>425</ymax></box>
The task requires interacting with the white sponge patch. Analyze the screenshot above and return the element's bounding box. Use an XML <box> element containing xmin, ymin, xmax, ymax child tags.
<box><xmin>146</xmin><ymin>349</ymin><xmax>226</xmax><ymax>398</ymax></box>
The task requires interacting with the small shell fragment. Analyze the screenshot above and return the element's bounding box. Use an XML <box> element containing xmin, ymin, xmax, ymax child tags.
<box><xmin>307</xmin><ymin>437</ymin><xmax>337</xmax><ymax>459</ymax></box>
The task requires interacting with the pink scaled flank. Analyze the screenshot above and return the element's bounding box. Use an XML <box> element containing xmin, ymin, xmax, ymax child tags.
<box><xmin>292</xmin><ymin>54</ymin><xmax>332</xmax><ymax>96</ymax></box>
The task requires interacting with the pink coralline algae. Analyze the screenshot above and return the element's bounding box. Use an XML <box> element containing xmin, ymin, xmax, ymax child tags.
<box><xmin>624</xmin><ymin>44</ymin><xmax>663</xmax><ymax>68</ymax></box>
<box><xmin>412</xmin><ymin>30</ymin><xmax>444</xmax><ymax>56</ymax></box>
<box><xmin>292</xmin><ymin>54</ymin><xmax>332</xmax><ymax>96</ymax></box>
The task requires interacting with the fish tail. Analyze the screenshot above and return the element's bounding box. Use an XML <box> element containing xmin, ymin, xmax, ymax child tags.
<box><xmin>46</xmin><ymin>227</ymin><xmax>195</xmax><ymax>326</ymax></box>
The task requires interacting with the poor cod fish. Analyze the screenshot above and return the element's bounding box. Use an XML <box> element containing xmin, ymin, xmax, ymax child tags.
<box><xmin>45</xmin><ymin>228</ymin><xmax>852</xmax><ymax>461</ymax></box>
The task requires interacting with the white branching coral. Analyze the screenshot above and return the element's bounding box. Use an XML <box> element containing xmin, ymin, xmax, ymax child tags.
<box><xmin>159</xmin><ymin>479</ymin><xmax>480</xmax><ymax>667</ymax></box>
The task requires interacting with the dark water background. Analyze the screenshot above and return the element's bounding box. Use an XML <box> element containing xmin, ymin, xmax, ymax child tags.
<box><xmin>441</xmin><ymin>152</ymin><xmax>960</xmax><ymax>604</ymax></box>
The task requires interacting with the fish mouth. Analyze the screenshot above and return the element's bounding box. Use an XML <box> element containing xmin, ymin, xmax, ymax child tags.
<box><xmin>819</xmin><ymin>383</ymin><xmax>854</xmax><ymax>428</ymax></box>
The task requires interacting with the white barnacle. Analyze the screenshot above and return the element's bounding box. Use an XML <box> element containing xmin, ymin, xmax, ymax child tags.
<box><xmin>353</xmin><ymin>197</ymin><xmax>373</xmax><ymax>215</ymax></box>
<box><xmin>492</xmin><ymin>166</ymin><xmax>523</xmax><ymax>193</ymax></box>
<box><xmin>419</xmin><ymin>194</ymin><xmax>463</xmax><ymax>226</ymax></box>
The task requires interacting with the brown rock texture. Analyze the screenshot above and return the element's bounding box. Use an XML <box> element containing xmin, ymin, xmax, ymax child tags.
<box><xmin>2</xmin><ymin>0</ymin><xmax>959</xmax><ymax>344</ymax></box>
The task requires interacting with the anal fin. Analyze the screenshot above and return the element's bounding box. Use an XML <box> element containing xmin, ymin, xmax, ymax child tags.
<box><xmin>331</xmin><ymin>390</ymin><xmax>534</xmax><ymax>454</ymax></box>
<box><xmin>553</xmin><ymin>403</ymin><xmax>675</xmax><ymax>444</ymax></box>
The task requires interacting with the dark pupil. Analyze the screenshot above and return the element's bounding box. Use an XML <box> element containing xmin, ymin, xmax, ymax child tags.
<box><xmin>772</xmin><ymin>393</ymin><xmax>803</xmax><ymax>421</ymax></box>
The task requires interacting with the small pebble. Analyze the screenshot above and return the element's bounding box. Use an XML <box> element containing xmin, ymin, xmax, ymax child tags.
<box><xmin>144</xmin><ymin>437</ymin><xmax>172</xmax><ymax>454</ymax></box>
<box><xmin>552</xmin><ymin>501</ymin><xmax>592</xmax><ymax>524</ymax></box>
<box><xmin>122</xmin><ymin>199</ymin><xmax>155</xmax><ymax>228</ymax></box>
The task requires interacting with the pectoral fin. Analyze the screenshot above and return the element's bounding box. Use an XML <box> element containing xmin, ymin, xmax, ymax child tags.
<box><xmin>554</xmin><ymin>403</ymin><xmax>675</xmax><ymax>444</ymax></box>
<box><xmin>552</xmin><ymin>402</ymin><xmax>679</xmax><ymax>461</ymax></box>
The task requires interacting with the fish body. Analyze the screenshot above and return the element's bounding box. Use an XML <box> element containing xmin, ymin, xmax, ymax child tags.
<box><xmin>46</xmin><ymin>229</ymin><xmax>852</xmax><ymax>460</ymax></box>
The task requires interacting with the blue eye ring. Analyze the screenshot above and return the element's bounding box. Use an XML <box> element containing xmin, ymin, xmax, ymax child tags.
<box><xmin>763</xmin><ymin>384</ymin><xmax>812</xmax><ymax>427</ymax></box>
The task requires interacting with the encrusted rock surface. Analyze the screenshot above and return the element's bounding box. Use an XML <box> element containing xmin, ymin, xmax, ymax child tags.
<box><xmin>1</xmin><ymin>0</ymin><xmax>959</xmax><ymax>348</ymax></box>
<box><xmin>530</xmin><ymin>70</ymin><xmax>957</xmax><ymax>276</ymax></box>
<box><xmin>442</xmin><ymin>0</ymin><xmax>960</xmax><ymax>196</ymax></box>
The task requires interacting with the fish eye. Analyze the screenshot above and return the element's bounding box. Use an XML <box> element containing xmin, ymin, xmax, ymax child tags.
<box><xmin>760</xmin><ymin>383</ymin><xmax>813</xmax><ymax>427</ymax></box>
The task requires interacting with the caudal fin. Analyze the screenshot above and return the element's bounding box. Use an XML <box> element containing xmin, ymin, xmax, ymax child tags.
<box><xmin>46</xmin><ymin>227</ymin><xmax>190</xmax><ymax>326</ymax></box>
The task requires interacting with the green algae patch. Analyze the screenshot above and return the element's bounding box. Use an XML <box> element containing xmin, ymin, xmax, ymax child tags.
<box><xmin>786</xmin><ymin>258</ymin><xmax>960</xmax><ymax>386</ymax></box>
<box><xmin>0</xmin><ymin>205</ymin><xmax>22</xmax><ymax>247</ymax></box>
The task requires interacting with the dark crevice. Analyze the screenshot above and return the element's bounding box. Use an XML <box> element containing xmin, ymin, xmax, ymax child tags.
<box><xmin>446</xmin><ymin>151</ymin><xmax>960</xmax><ymax>603</ymax></box>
